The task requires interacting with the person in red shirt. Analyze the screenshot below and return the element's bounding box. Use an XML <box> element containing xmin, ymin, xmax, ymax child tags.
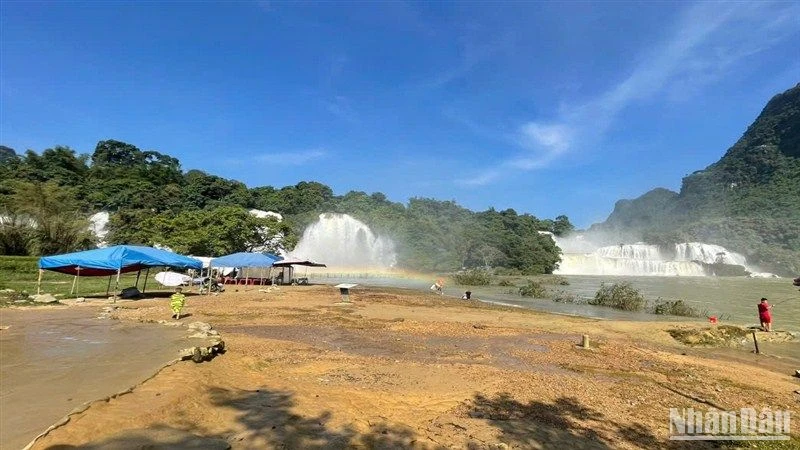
<box><xmin>758</xmin><ymin>298</ymin><xmax>773</xmax><ymax>332</ymax></box>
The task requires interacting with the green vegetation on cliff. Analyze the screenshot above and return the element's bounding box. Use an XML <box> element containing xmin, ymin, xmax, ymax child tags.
<box><xmin>594</xmin><ymin>84</ymin><xmax>800</xmax><ymax>274</ymax></box>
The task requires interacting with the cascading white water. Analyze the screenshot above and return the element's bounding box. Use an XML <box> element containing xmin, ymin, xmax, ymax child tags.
<box><xmin>290</xmin><ymin>213</ymin><xmax>397</xmax><ymax>268</ymax></box>
<box><xmin>555</xmin><ymin>240</ymin><xmax>752</xmax><ymax>277</ymax></box>
<box><xmin>673</xmin><ymin>243</ymin><xmax>747</xmax><ymax>266</ymax></box>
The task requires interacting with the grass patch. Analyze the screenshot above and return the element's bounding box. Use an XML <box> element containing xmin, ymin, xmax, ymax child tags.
<box><xmin>668</xmin><ymin>325</ymin><xmax>751</xmax><ymax>347</ymax></box>
<box><xmin>496</xmin><ymin>279</ymin><xmax>515</xmax><ymax>287</ymax></box>
<box><xmin>589</xmin><ymin>282</ymin><xmax>645</xmax><ymax>311</ymax></box>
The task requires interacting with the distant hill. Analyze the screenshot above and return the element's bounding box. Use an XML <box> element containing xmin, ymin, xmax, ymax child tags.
<box><xmin>593</xmin><ymin>83</ymin><xmax>800</xmax><ymax>275</ymax></box>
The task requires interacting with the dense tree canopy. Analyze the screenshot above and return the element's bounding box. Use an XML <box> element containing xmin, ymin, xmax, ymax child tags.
<box><xmin>0</xmin><ymin>139</ymin><xmax>571</xmax><ymax>273</ymax></box>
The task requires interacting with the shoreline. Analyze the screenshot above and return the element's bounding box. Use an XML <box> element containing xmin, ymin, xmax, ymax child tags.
<box><xmin>6</xmin><ymin>285</ymin><xmax>799</xmax><ymax>448</ymax></box>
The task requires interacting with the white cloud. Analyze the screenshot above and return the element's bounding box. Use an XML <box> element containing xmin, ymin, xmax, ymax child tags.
<box><xmin>222</xmin><ymin>148</ymin><xmax>329</xmax><ymax>167</ymax></box>
<box><xmin>461</xmin><ymin>0</ymin><xmax>800</xmax><ymax>185</ymax></box>
<box><xmin>254</xmin><ymin>149</ymin><xmax>328</xmax><ymax>165</ymax></box>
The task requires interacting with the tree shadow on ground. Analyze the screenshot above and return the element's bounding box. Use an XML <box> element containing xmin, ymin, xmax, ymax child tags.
<box><xmin>43</xmin><ymin>387</ymin><xmax>442</xmax><ymax>449</ymax></box>
<box><xmin>465</xmin><ymin>393</ymin><xmax>710</xmax><ymax>449</ymax></box>
<box><xmin>207</xmin><ymin>387</ymin><xmax>438</xmax><ymax>449</ymax></box>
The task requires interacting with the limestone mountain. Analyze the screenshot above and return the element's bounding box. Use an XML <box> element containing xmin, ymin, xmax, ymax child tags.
<box><xmin>594</xmin><ymin>83</ymin><xmax>800</xmax><ymax>275</ymax></box>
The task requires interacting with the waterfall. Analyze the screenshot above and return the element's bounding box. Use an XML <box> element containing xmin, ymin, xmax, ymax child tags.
<box><xmin>555</xmin><ymin>240</ymin><xmax>753</xmax><ymax>276</ymax></box>
<box><xmin>291</xmin><ymin>213</ymin><xmax>397</xmax><ymax>268</ymax></box>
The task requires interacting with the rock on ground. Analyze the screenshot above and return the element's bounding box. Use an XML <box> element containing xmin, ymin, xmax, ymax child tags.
<box><xmin>31</xmin><ymin>294</ymin><xmax>59</xmax><ymax>304</ymax></box>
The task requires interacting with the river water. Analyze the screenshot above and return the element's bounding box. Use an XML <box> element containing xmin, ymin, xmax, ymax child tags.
<box><xmin>0</xmin><ymin>307</ymin><xmax>188</xmax><ymax>450</ymax></box>
<box><xmin>311</xmin><ymin>274</ymin><xmax>800</xmax><ymax>332</ymax></box>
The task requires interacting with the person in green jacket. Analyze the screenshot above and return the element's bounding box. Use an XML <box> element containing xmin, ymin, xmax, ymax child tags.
<box><xmin>170</xmin><ymin>287</ymin><xmax>187</xmax><ymax>319</ymax></box>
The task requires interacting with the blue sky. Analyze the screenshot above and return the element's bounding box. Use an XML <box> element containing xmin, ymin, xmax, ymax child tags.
<box><xmin>1</xmin><ymin>1</ymin><xmax>798</xmax><ymax>227</ymax></box>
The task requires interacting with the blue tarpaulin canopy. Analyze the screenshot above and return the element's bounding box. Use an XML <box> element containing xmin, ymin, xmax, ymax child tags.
<box><xmin>210</xmin><ymin>252</ymin><xmax>283</xmax><ymax>268</ymax></box>
<box><xmin>39</xmin><ymin>245</ymin><xmax>203</xmax><ymax>276</ymax></box>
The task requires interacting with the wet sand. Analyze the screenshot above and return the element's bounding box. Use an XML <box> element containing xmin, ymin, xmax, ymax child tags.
<box><xmin>0</xmin><ymin>306</ymin><xmax>190</xmax><ymax>449</ymax></box>
<box><xmin>9</xmin><ymin>286</ymin><xmax>800</xmax><ymax>449</ymax></box>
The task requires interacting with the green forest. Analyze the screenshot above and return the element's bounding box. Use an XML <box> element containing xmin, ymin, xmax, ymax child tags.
<box><xmin>593</xmin><ymin>83</ymin><xmax>800</xmax><ymax>275</ymax></box>
<box><xmin>0</xmin><ymin>140</ymin><xmax>571</xmax><ymax>274</ymax></box>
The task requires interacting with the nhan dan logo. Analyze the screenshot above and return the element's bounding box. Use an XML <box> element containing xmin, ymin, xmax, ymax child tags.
<box><xmin>669</xmin><ymin>407</ymin><xmax>791</xmax><ymax>441</ymax></box>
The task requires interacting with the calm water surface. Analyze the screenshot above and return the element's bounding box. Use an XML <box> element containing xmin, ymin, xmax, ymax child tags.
<box><xmin>312</xmin><ymin>274</ymin><xmax>800</xmax><ymax>332</ymax></box>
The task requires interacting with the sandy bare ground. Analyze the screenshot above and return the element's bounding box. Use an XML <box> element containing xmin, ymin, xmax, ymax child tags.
<box><xmin>27</xmin><ymin>285</ymin><xmax>800</xmax><ymax>449</ymax></box>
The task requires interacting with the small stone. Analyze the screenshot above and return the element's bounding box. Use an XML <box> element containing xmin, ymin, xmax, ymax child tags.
<box><xmin>75</xmin><ymin>297</ymin><xmax>86</xmax><ymax>303</ymax></box>
<box><xmin>794</xmin><ymin>370</ymin><xmax>800</xmax><ymax>378</ymax></box>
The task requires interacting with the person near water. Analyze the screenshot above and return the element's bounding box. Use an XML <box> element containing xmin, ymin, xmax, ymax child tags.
<box><xmin>430</xmin><ymin>278</ymin><xmax>444</xmax><ymax>295</ymax></box>
<box><xmin>461</xmin><ymin>291</ymin><xmax>472</xmax><ymax>300</ymax></box>
<box><xmin>171</xmin><ymin>287</ymin><xmax>187</xmax><ymax>320</ymax></box>
<box><xmin>757</xmin><ymin>297</ymin><xmax>772</xmax><ymax>332</ymax></box>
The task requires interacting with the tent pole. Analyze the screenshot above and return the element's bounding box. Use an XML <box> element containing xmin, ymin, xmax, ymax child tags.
<box><xmin>106</xmin><ymin>275</ymin><xmax>112</xmax><ymax>296</ymax></box>
<box><xmin>70</xmin><ymin>275</ymin><xmax>77</xmax><ymax>295</ymax></box>
<box><xmin>135</xmin><ymin>269</ymin><xmax>141</xmax><ymax>289</ymax></box>
<box><xmin>75</xmin><ymin>267</ymin><xmax>80</xmax><ymax>298</ymax></box>
<box><xmin>37</xmin><ymin>269</ymin><xmax>43</xmax><ymax>295</ymax></box>
<box><xmin>113</xmin><ymin>268</ymin><xmax>121</xmax><ymax>303</ymax></box>
<box><xmin>142</xmin><ymin>268</ymin><xmax>149</xmax><ymax>294</ymax></box>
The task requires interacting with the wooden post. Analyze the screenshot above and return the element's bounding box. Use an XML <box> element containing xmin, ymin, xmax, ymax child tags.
<box><xmin>752</xmin><ymin>330</ymin><xmax>760</xmax><ymax>354</ymax></box>
<box><xmin>70</xmin><ymin>276</ymin><xmax>77</xmax><ymax>295</ymax></box>
<box><xmin>37</xmin><ymin>269</ymin><xmax>43</xmax><ymax>295</ymax></box>
<box><xmin>581</xmin><ymin>335</ymin><xmax>590</xmax><ymax>349</ymax></box>
<box><xmin>207</xmin><ymin>264</ymin><xmax>213</xmax><ymax>296</ymax></box>
<box><xmin>75</xmin><ymin>267</ymin><xmax>80</xmax><ymax>297</ymax></box>
<box><xmin>142</xmin><ymin>267</ymin><xmax>149</xmax><ymax>294</ymax></box>
<box><xmin>113</xmin><ymin>268</ymin><xmax>121</xmax><ymax>302</ymax></box>
<box><xmin>134</xmin><ymin>269</ymin><xmax>141</xmax><ymax>289</ymax></box>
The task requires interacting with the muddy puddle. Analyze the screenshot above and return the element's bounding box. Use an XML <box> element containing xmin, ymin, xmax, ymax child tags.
<box><xmin>0</xmin><ymin>307</ymin><xmax>189</xmax><ymax>449</ymax></box>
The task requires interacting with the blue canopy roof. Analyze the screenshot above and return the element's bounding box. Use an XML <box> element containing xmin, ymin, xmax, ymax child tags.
<box><xmin>39</xmin><ymin>245</ymin><xmax>203</xmax><ymax>276</ymax></box>
<box><xmin>210</xmin><ymin>252</ymin><xmax>283</xmax><ymax>268</ymax></box>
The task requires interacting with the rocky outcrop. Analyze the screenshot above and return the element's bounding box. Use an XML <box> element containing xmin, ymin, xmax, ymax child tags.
<box><xmin>179</xmin><ymin>340</ymin><xmax>226</xmax><ymax>363</ymax></box>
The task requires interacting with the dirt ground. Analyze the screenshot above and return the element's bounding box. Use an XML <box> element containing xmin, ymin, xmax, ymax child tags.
<box><xmin>29</xmin><ymin>285</ymin><xmax>800</xmax><ymax>449</ymax></box>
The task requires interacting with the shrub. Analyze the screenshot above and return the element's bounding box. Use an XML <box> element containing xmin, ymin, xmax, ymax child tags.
<box><xmin>552</xmin><ymin>290</ymin><xmax>582</xmax><ymax>304</ymax></box>
<box><xmin>650</xmin><ymin>298</ymin><xmax>701</xmax><ymax>317</ymax></box>
<box><xmin>452</xmin><ymin>268</ymin><xmax>493</xmax><ymax>286</ymax></box>
<box><xmin>589</xmin><ymin>282</ymin><xmax>646</xmax><ymax>311</ymax></box>
<box><xmin>496</xmin><ymin>279</ymin><xmax>515</xmax><ymax>287</ymax></box>
<box><xmin>541</xmin><ymin>275</ymin><xmax>570</xmax><ymax>286</ymax></box>
<box><xmin>493</xmin><ymin>267</ymin><xmax>522</xmax><ymax>276</ymax></box>
<box><xmin>519</xmin><ymin>280</ymin><xmax>547</xmax><ymax>298</ymax></box>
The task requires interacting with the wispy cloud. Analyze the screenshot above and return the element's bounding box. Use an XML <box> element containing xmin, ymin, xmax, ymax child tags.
<box><xmin>227</xmin><ymin>148</ymin><xmax>329</xmax><ymax>166</ymax></box>
<box><xmin>323</xmin><ymin>95</ymin><xmax>360</xmax><ymax>124</ymax></box>
<box><xmin>461</xmin><ymin>1</ymin><xmax>800</xmax><ymax>186</ymax></box>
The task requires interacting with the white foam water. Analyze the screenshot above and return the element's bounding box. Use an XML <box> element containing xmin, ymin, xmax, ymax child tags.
<box><xmin>556</xmin><ymin>241</ymin><xmax>756</xmax><ymax>277</ymax></box>
<box><xmin>291</xmin><ymin>213</ymin><xmax>397</xmax><ymax>268</ymax></box>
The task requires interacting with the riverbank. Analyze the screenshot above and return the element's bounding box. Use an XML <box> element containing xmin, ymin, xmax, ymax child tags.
<box><xmin>16</xmin><ymin>286</ymin><xmax>800</xmax><ymax>448</ymax></box>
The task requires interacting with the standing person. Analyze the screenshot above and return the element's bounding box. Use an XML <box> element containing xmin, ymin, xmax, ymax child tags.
<box><xmin>758</xmin><ymin>298</ymin><xmax>773</xmax><ymax>332</ymax></box>
<box><xmin>171</xmin><ymin>287</ymin><xmax>187</xmax><ymax>320</ymax></box>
